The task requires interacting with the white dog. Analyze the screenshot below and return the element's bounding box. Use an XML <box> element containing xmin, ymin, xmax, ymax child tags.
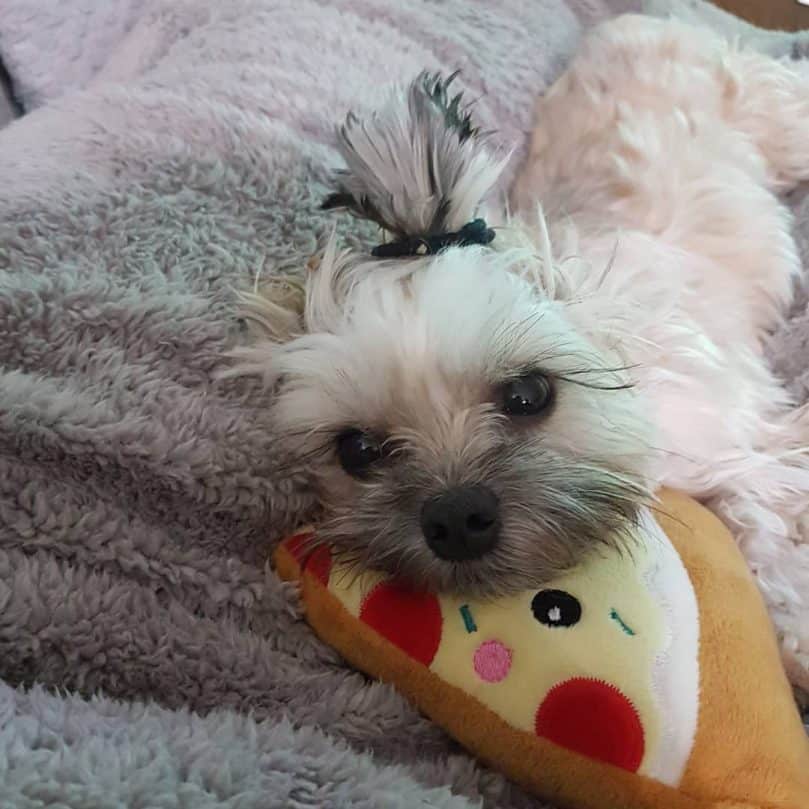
<box><xmin>232</xmin><ymin>16</ymin><xmax>809</xmax><ymax>691</ymax></box>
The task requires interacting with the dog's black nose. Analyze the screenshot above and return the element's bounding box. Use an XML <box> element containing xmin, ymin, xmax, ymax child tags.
<box><xmin>420</xmin><ymin>485</ymin><xmax>500</xmax><ymax>561</ymax></box>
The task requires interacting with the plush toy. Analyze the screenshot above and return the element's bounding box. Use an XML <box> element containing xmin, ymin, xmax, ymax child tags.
<box><xmin>274</xmin><ymin>490</ymin><xmax>809</xmax><ymax>809</ymax></box>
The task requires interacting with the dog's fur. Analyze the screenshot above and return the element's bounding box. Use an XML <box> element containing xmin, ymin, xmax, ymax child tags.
<box><xmin>231</xmin><ymin>16</ymin><xmax>809</xmax><ymax>689</ymax></box>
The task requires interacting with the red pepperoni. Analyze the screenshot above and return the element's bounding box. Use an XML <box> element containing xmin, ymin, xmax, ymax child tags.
<box><xmin>359</xmin><ymin>582</ymin><xmax>442</xmax><ymax>666</ymax></box>
<box><xmin>305</xmin><ymin>545</ymin><xmax>332</xmax><ymax>586</ymax></box>
<box><xmin>535</xmin><ymin>677</ymin><xmax>645</xmax><ymax>772</ymax></box>
<box><xmin>283</xmin><ymin>533</ymin><xmax>331</xmax><ymax>585</ymax></box>
<box><xmin>284</xmin><ymin>532</ymin><xmax>313</xmax><ymax>565</ymax></box>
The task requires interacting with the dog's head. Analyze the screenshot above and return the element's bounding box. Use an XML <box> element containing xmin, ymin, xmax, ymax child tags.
<box><xmin>231</xmin><ymin>74</ymin><xmax>653</xmax><ymax>597</ymax></box>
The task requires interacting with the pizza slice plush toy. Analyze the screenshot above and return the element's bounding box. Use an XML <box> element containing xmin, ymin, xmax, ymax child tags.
<box><xmin>274</xmin><ymin>490</ymin><xmax>809</xmax><ymax>809</ymax></box>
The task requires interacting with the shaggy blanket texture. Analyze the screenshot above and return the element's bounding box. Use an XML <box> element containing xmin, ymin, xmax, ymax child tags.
<box><xmin>0</xmin><ymin>1</ymin><xmax>805</xmax><ymax>807</ymax></box>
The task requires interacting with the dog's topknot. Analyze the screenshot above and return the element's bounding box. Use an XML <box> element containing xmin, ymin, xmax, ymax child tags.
<box><xmin>321</xmin><ymin>71</ymin><xmax>507</xmax><ymax>247</ymax></box>
<box><xmin>419</xmin><ymin>70</ymin><xmax>480</xmax><ymax>143</ymax></box>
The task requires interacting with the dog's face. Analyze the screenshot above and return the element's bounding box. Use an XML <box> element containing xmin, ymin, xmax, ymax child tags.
<box><xmin>231</xmin><ymin>71</ymin><xmax>653</xmax><ymax>597</ymax></box>
<box><xmin>242</xmin><ymin>241</ymin><xmax>653</xmax><ymax>598</ymax></box>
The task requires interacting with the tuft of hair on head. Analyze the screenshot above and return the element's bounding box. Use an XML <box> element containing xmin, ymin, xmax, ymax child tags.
<box><xmin>321</xmin><ymin>71</ymin><xmax>509</xmax><ymax>244</ymax></box>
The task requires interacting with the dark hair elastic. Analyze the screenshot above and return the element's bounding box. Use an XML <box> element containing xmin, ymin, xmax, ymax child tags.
<box><xmin>371</xmin><ymin>218</ymin><xmax>495</xmax><ymax>259</ymax></box>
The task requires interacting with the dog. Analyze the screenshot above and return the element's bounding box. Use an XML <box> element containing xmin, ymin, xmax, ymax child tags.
<box><xmin>230</xmin><ymin>16</ymin><xmax>809</xmax><ymax>691</ymax></box>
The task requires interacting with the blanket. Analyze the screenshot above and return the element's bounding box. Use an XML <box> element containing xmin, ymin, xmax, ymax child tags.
<box><xmin>0</xmin><ymin>1</ymin><xmax>805</xmax><ymax>807</ymax></box>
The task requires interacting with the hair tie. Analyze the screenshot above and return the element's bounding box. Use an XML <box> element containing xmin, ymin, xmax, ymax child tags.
<box><xmin>371</xmin><ymin>218</ymin><xmax>495</xmax><ymax>259</ymax></box>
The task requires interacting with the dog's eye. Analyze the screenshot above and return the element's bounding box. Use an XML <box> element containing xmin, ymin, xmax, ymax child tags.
<box><xmin>336</xmin><ymin>429</ymin><xmax>383</xmax><ymax>478</ymax></box>
<box><xmin>501</xmin><ymin>372</ymin><xmax>554</xmax><ymax>417</ymax></box>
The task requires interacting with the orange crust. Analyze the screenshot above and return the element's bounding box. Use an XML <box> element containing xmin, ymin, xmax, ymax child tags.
<box><xmin>274</xmin><ymin>490</ymin><xmax>809</xmax><ymax>809</ymax></box>
<box><xmin>659</xmin><ymin>493</ymin><xmax>809</xmax><ymax>809</ymax></box>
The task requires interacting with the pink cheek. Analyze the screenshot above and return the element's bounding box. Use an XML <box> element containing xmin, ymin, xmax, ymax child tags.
<box><xmin>473</xmin><ymin>639</ymin><xmax>513</xmax><ymax>683</ymax></box>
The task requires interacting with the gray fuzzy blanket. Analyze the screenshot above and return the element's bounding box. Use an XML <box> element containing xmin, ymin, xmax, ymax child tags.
<box><xmin>0</xmin><ymin>1</ymin><xmax>805</xmax><ymax>807</ymax></box>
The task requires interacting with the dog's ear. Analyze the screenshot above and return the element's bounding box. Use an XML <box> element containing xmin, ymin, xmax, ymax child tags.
<box><xmin>238</xmin><ymin>232</ymin><xmax>361</xmax><ymax>346</ymax></box>
<box><xmin>219</xmin><ymin>274</ymin><xmax>302</xmax><ymax>389</ymax></box>
<box><xmin>222</xmin><ymin>234</ymin><xmax>359</xmax><ymax>389</ymax></box>
<box><xmin>237</xmin><ymin>276</ymin><xmax>306</xmax><ymax>344</ymax></box>
<box><xmin>322</xmin><ymin>72</ymin><xmax>508</xmax><ymax>243</ymax></box>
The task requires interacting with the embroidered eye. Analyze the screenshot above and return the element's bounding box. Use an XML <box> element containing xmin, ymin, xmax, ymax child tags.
<box><xmin>336</xmin><ymin>429</ymin><xmax>383</xmax><ymax>478</ymax></box>
<box><xmin>501</xmin><ymin>372</ymin><xmax>554</xmax><ymax>417</ymax></box>
<box><xmin>532</xmin><ymin>589</ymin><xmax>582</xmax><ymax>628</ymax></box>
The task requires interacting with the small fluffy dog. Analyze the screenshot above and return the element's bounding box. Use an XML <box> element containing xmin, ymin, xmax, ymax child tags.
<box><xmin>232</xmin><ymin>16</ymin><xmax>809</xmax><ymax>689</ymax></box>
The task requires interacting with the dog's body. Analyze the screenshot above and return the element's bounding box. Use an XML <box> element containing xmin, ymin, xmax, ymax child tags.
<box><xmin>514</xmin><ymin>15</ymin><xmax>809</xmax><ymax>688</ymax></box>
<box><xmin>233</xmin><ymin>16</ymin><xmax>809</xmax><ymax>689</ymax></box>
